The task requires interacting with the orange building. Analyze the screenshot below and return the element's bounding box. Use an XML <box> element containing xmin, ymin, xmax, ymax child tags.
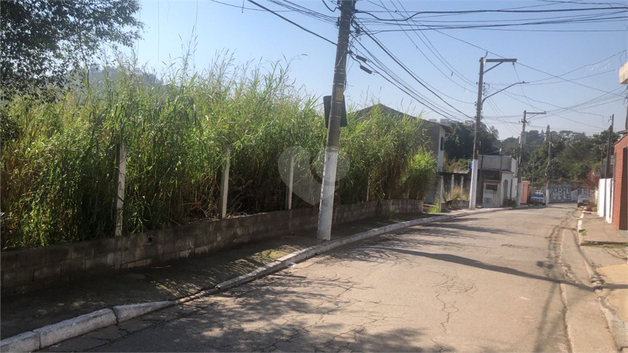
<box><xmin>613</xmin><ymin>63</ymin><xmax>628</xmax><ymax>230</ymax></box>
<box><xmin>612</xmin><ymin>122</ymin><xmax>627</xmax><ymax>230</ymax></box>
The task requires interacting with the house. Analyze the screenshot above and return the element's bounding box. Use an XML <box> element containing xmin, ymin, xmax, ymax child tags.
<box><xmin>476</xmin><ymin>154</ymin><xmax>518</xmax><ymax>208</ymax></box>
<box><xmin>612</xmin><ymin>61</ymin><xmax>628</xmax><ymax>230</ymax></box>
<box><xmin>355</xmin><ymin>104</ymin><xmax>453</xmax><ymax>172</ymax></box>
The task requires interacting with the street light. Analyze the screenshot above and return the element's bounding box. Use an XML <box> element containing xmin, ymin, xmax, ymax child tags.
<box><xmin>482</xmin><ymin>82</ymin><xmax>526</xmax><ymax>105</ymax></box>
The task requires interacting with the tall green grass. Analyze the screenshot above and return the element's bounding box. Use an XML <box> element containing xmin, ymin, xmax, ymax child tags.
<box><xmin>1</xmin><ymin>54</ymin><xmax>436</xmax><ymax>250</ymax></box>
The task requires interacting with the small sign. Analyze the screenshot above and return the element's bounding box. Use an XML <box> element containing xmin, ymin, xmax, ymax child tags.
<box><xmin>323</xmin><ymin>95</ymin><xmax>348</xmax><ymax>127</ymax></box>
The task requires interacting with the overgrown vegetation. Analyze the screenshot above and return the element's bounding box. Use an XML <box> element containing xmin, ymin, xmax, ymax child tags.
<box><xmin>451</xmin><ymin>186</ymin><xmax>467</xmax><ymax>201</ymax></box>
<box><xmin>1</xmin><ymin>55</ymin><xmax>437</xmax><ymax>250</ymax></box>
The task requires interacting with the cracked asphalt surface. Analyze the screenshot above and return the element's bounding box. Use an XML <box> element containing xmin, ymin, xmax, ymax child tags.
<box><xmin>45</xmin><ymin>204</ymin><xmax>612</xmax><ymax>352</ymax></box>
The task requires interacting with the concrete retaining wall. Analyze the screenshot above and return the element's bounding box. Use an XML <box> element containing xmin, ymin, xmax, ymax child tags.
<box><xmin>1</xmin><ymin>200</ymin><xmax>422</xmax><ymax>295</ymax></box>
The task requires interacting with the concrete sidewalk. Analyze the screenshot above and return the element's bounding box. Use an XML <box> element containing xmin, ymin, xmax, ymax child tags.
<box><xmin>1</xmin><ymin>208</ymin><xmax>503</xmax><ymax>352</ymax></box>
<box><xmin>578</xmin><ymin>210</ymin><xmax>628</xmax><ymax>352</ymax></box>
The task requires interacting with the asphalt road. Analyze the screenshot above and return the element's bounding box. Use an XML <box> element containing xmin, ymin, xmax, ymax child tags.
<box><xmin>46</xmin><ymin>204</ymin><xmax>616</xmax><ymax>352</ymax></box>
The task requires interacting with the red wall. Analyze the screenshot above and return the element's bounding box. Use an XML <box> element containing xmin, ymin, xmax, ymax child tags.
<box><xmin>522</xmin><ymin>181</ymin><xmax>530</xmax><ymax>204</ymax></box>
<box><xmin>612</xmin><ymin>135</ymin><xmax>628</xmax><ymax>230</ymax></box>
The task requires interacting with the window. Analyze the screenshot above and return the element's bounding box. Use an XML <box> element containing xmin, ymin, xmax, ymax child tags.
<box><xmin>485</xmin><ymin>184</ymin><xmax>498</xmax><ymax>191</ymax></box>
<box><xmin>440</xmin><ymin>136</ymin><xmax>444</xmax><ymax>151</ymax></box>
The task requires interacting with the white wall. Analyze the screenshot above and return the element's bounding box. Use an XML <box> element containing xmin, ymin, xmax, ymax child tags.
<box><xmin>597</xmin><ymin>178</ymin><xmax>613</xmax><ymax>223</ymax></box>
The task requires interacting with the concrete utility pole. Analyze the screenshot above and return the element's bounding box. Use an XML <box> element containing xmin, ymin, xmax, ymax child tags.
<box><xmin>517</xmin><ymin>110</ymin><xmax>545</xmax><ymax>205</ymax></box>
<box><xmin>545</xmin><ymin>125</ymin><xmax>551</xmax><ymax>205</ymax></box>
<box><xmin>317</xmin><ymin>0</ymin><xmax>355</xmax><ymax>241</ymax></box>
<box><xmin>469</xmin><ymin>56</ymin><xmax>517</xmax><ymax>209</ymax></box>
<box><xmin>605</xmin><ymin>114</ymin><xmax>614</xmax><ymax>178</ymax></box>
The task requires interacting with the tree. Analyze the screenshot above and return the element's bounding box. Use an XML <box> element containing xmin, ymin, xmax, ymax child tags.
<box><xmin>520</xmin><ymin>129</ymin><xmax>619</xmax><ymax>183</ymax></box>
<box><xmin>501</xmin><ymin>137</ymin><xmax>519</xmax><ymax>156</ymax></box>
<box><xmin>0</xmin><ymin>0</ymin><xmax>143</xmax><ymax>98</ymax></box>
<box><xmin>444</xmin><ymin>121</ymin><xmax>499</xmax><ymax>161</ymax></box>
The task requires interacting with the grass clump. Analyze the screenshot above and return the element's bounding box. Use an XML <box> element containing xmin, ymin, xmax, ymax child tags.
<box><xmin>2</xmin><ymin>54</ymin><xmax>437</xmax><ymax>250</ymax></box>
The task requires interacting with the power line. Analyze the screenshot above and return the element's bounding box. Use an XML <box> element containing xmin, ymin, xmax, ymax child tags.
<box><xmin>360</xmin><ymin>8</ymin><xmax>625</xmax><ymax>25</ymax></box>
<box><xmin>354</xmin><ymin>19</ymin><xmax>473</xmax><ymax>118</ymax></box>
<box><xmin>391</xmin><ymin>0</ymin><xmax>476</xmax><ymax>86</ymax></box>
<box><xmin>363</xmin><ymin>14</ymin><xmax>626</xmax><ymax>32</ymax></box>
<box><xmin>246</xmin><ymin>0</ymin><xmax>336</xmax><ymax>46</ymax></box>
<box><xmin>419</xmin><ymin>25</ymin><xmax>624</xmax><ymax>97</ymax></box>
<box><xmin>484</xmin><ymin>99</ymin><xmax>521</xmax><ymax>136</ymax></box>
<box><xmin>513</xmin><ymin>64</ymin><xmax>534</xmax><ymax>107</ymax></box>
<box><xmin>266</xmin><ymin>0</ymin><xmax>336</xmax><ymax>23</ymax></box>
<box><xmin>374</xmin><ymin>0</ymin><xmax>475</xmax><ymax>98</ymax></box>
<box><xmin>524</xmin><ymin>50</ymin><xmax>626</xmax><ymax>85</ymax></box>
<box><xmin>350</xmin><ymin>39</ymin><xmax>467</xmax><ymax>121</ymax></box>
<box><xmin>321</xmin><ymin>0</ymin><xmax>336</xmax><ymax>13</ymax></box>
<box><xmin>356</xmin><ymin>6</ymin><xmax>628</xmax><ymax>22</ymax></box>
<box><xmin>209</xmin><ymin>0</ymin><xmax>273</xmax><ymax>12</ymax></box>
<box><xmin>499</xmin><ymin>89</ymin><xmax>624</xmax><ymax>129</ymax></box>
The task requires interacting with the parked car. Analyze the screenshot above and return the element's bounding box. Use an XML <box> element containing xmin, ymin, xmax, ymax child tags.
<box><xmin>529</xmin><ymin>191</ymin><xmax>546</xmax><ymax>205</ymax></box>
<box><xmin>577</xmin><ymin>193</ymin><xmax>593</xmax><ymax>207</ymax></box>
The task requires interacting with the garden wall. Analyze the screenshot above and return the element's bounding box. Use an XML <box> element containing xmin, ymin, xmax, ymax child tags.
<box><xmin>1</xmin><ymin>200</ymin><xmax>422</xmax><ymax>295</ymax></box>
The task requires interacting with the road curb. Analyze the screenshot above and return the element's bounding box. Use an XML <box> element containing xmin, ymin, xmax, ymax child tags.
<box><xmin>599</xmin><ymin>295</ymin><xmax>628</xmax><ymax>351</ymax></box>
<box><xmin>0</xmin><ymin>207</ymin><xmax>506</xmax><ymax>352</ymax></box>
<box><xmin>0</xmin><ymin>331</ymin><xmax>40</xmax><ymax>353</ymax></box>
<box><xmin>35</xmin><ymin>309</ymin><xmax>116</xmax><ymax>350</ymax></box>
<box><xmin>112</xmin><ymin>301</ymin><xmax>174</xmax><ymax>323</ymax></box>
<box><xmin>174</xmin><ymin>288</ymin><xmax>219</xmax><ymax>305</ymax></box>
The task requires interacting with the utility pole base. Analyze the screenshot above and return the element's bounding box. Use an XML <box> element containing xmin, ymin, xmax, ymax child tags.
<box><xmin>317</xmin><ymin>147</ymin><xmax>339</xmax><ymax>241</ymax></box>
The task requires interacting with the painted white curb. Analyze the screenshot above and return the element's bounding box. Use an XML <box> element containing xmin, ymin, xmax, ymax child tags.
<box><xmin>112</xmin><ymin>301</ymin><xmax>173</xmax><ymax>323</ymax></box>
<box><xmin>33</xmin><ymin>309</ymin><xmax>116</xmax><ymax>349</ymax></box>
<box><xmin>0</xmin><ymin>331</ymin><xmax>40</xmax><ymax>353</ymax></box>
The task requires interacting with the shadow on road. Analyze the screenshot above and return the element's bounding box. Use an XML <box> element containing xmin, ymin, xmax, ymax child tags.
<box><xmin>81</xmin><ymin>272</ymin><xmax>456</xmax><ymax>352</ymax></box>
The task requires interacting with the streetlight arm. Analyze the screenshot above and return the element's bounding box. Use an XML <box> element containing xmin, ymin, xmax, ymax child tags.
<box><xmin>483</xmin><ymin>58</ymin><xmax>517</xmax><ymax>74</ymax></box>
<box><xmin>481</xmin><ymin>81</ymin><xmax>526</xmax><ymax>104</ymax></box>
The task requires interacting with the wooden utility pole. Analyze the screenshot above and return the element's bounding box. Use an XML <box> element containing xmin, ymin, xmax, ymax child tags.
<box><xmin>317</xmin><ymin>0</ymin><xmax>355</xmax><ymax>241</ymax></box>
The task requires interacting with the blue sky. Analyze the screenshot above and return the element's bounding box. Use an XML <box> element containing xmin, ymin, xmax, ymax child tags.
<box><xmin>123</xmin><ymin>0</ymin><xmax>628</xmax><ymax>139</ymax></box>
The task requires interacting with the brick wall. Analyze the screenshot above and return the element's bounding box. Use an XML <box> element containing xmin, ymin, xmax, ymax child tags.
<box><xmin>613</xmin><ymin>135</ymin><xmax>628</xmax><ymax>230</ymax></box>
<box><xmin>1</xmin><ymin>200</ymin><xmax>422</xmax><ymax>295</ymax></box>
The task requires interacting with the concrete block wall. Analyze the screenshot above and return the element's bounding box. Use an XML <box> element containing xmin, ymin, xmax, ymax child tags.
<box><xmin>1</xmin><ymin>200</ymin><xmax>422</xmax><ymax>295</ymax></box>
<box><xmin>382</xmin><ymin>199</ymin><xmax>424</xmax><ymax>214</ymax></box>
